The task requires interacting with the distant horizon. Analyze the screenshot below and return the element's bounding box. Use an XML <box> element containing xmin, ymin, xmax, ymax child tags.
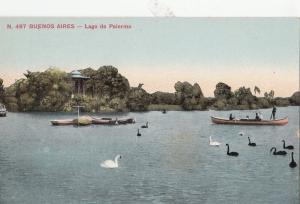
<box><xmin>0</xmin><ymin>18</ymin><xmax>299</xmax><ymax>97</ymax></box>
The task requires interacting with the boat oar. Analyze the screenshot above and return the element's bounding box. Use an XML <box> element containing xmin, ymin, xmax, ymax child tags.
<box><xmin>269</xmin><ymin>112</ymin><xmax>273</xmax><ymax>120</ymax></box>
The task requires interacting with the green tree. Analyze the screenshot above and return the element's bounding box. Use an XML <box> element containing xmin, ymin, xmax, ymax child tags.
<box><xmin>269</xmin><ymin>90</ymin><xmax>275</xmax><ymax>98</ymax></box>
<box><xmin>6</xmin><ymin>67</ymin><xmax>72</xmax><ymax>111</ymax></box>
<box><xmin>0</xmin><ymin>78</ymin><xmax>4</xmax><ymax>103</ymax></box>
<box><xmin>264</xmin><ymin>90</ymin><xmax>275</xmax><ymax>103</ymax></box>
<box><xmin>254</xmin><ymin>86</ymin><xmax>261</xmax><ymax>96</ymax></box>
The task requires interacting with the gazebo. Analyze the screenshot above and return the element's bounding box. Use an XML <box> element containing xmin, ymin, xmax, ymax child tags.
<box><xmin>71</xmin><ymin>70</ymin><xmax>90</xmax><ymax>96</ymax></box>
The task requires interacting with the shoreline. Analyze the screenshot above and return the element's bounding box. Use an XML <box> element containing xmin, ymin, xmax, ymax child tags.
<box><xmin>4</xmin><ymin>105</ymin><xmax>298</xmax><ymax>114</ymax></box>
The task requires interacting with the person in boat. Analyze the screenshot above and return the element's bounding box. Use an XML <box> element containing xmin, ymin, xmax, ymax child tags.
<box><xmin>229</xmin><ymin>113</ymin><xmax>235</xmax><ymax>120</ymax></box>
<box><xmin>271</xmin><ymin>105</ymin><xmax>276</xmax><ymax>120</ymax></box>
<box><xmin>255</xmin><ymin>112</ymin><xmax>261</xmax><ymax>121</ymax></box>
<box><xmin>258</xmin><ymin>112</ymin><xmax>263</xmax><ymax>120</ymax></box>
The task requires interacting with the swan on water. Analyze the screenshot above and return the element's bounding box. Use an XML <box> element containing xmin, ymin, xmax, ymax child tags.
<box><xmin>209</xmin><ymin>136</ymin><xmax>221</xmax><ymax>146</ymax></box>
<box><xmin>282</xmin><ymin>140</ymin><xmax>294</xmax><ymax>150</ymax></box>
<box><xmin>141</xmin><ymin>122</ymin><xmax>148</xmax><ymax>128</ymax></box>
<box><xmin>289</xmin><ymin>152</ymin><xmax>297</xmax><ymax>168</ymax></box>
<box><xmin>137</xmin><ymin>129</ymin><xmax>141</xmax><ymax>136</ymax></box>
<box><xmin>238</xmin><ymin>131</ymin><xmax>245</xmax><ymax>136</ymax></box>
<box><xmin>226</xmin><ymin>144</ymin><xmax>239</xmax><ymax>156</ymax></box>
<box><xmin>270</xmin><ymin>147</ymin><xmax>287</xmax><ymax>155</ymax></box>
<box><xmin>248</xmin><ymin>137</ymin><xmax>256</xmax><ymax>146</ymax></box>
<box><xmin>101</xmin><ymin>155</ymin><xmax>122</xmax><ymax>168</ymax></box>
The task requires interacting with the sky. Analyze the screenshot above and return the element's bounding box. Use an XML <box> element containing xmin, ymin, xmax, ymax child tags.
<box><xmin>0</xmin><ymin>18</ymin><xmax>299</xmax><ymax>97</ymax></box>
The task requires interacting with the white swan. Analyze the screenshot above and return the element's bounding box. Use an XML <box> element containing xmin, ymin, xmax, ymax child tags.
<box><xmin>238</xmin><ymin>131</ymin><xmax>245</xmax><ymax>136</ymax></box>
<box><xmin>101</xmin><ymin>155</ymin><xmax>122</xmax><ymax>168</ymax></box>
<box><xmin>209</xmin><ymin>136</ymin><xmax>221</xmax><ymax>146</ymax></box>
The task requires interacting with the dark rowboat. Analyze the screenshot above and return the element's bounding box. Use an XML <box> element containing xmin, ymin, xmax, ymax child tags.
<box><xmin>117</xmin><ymin>118</ymin><xmax>135</xmax><ymax>124</ymax></box>
<box><xmin>92</xmin><ymin>118</ymin><xmax>115</xmax><ymax>125</ymax></box>
<box><xmin>211</xmin><ymin>116</ymin><xmax>288</xmax><ymax>126</ymax></box>
<box><xmin>92</xmin><ymin>117</ymin><xmax>135</xmax><ymax>125</ymax></box>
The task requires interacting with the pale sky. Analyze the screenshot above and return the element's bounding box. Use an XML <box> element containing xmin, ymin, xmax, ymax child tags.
<box><xmin>0</xmin><ymin>18</ymin><xmax>299</xmax><ymax>97</ymax></box>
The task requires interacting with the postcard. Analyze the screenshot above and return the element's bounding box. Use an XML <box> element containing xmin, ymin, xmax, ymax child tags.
<box><xmin>0</xmin><ymin>17</ymin><xmax>299</xmax><ymax>204</ymax></box>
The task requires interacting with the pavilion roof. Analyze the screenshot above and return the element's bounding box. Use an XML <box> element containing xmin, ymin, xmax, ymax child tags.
<box><xmin>71</xmin><ymin>70</ymin><xmax>90</xmax><ymax>79</ymax></box>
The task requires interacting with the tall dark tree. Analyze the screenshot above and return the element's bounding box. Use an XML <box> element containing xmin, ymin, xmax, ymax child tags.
<box><xmin>254</xmin><ymin>86</ymin><xmax>261</xmax><ymax>96</ymax></box>
<box><xmin>0</xmin><ymin>78</ymin><xmax>4</xmax><ymax>103</ymax></box>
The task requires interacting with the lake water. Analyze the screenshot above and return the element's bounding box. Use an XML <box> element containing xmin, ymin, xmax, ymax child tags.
<box><xmin>0</xmin><ymin>107</ymin><xmax>299</xmax><ymax>204</ymax></box>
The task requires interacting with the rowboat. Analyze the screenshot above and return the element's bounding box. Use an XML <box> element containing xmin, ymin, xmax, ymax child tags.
<box><xmin>51</xmin><ymin>117</ymin><xmax>135</xmax><ymax>126</ymax></box>
<box><xmin>51</xmin><ymin>119</ymin><xmax>74</xmax><ymax>126</ymax></box>
<box><xmin>211</xmin><ymin>116</ymin><xmax>288</xmax><ymax>126</ymax></box>
<box><xmin>91</xmin><ymin>118</ymin><xmax>115</xmax><ymax>125</ymax></box>
<box><xmin>92</xmin><ymin>117</ymin><xmax>135</xmax><ymax>125</ymax></box>
<box><xmin>0</xmin><ymin>103</ymin><xmax>6</xmax><ymax>117</ymax></box>
<box><xmin>118</xmin><ymin>118</ymin><xmax>135</xmax><ymax>124</ymax></box>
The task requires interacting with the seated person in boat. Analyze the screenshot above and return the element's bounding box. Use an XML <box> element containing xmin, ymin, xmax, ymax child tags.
<box><xmin>229</xmin><ymin>113</ymin><xmax>235</xmax><ymax>120</ymax></box>
<box><xmin>258</xmin><ymin>112</ymin><xmax>263</xmax><ymax>120</ymax></box>
<box><xmin>255</xmin><ymin>112</ymin><xmax>261</xmax><ymax>121</ymax></box>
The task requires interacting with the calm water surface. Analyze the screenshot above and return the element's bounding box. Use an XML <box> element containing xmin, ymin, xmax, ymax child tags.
<box><xmin>0</xmin><ymin>107</ymin><xmax>299</xmax><ymax>204</ymax></box>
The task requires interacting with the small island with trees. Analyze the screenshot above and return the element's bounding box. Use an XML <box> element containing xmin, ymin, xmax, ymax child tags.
<box><xmin>0</xmin><ymin>65</ymin><xmax>299</xmax><ymax>113</ymax></box>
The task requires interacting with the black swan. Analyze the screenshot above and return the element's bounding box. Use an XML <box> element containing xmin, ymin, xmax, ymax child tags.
<box><xmin>282</xmin><ymin>140</ymin><xmax>294</xmax><ymax>150</ymax></box>
<box><xmin>289</xmin><ymin>152</ymin><xmax>297</xmax><ymax>168</ymax></box>
<box><xmin>162</xmin><ymin>109</ymin><xmax>166</xmax><ymax>114</ymax></box>
<box><xmin>248</xmin><ymin>137</ymin><xmax>256</xmax><ymax>146</ymax></box>
<box><xmin>141</xmin><ymin>122</ymin><xmax>148</xmax><ymax>128</ymax></box>
<box><xmin>226</xmin><ymin>144</ymin><xmax>239</xmax><ymax>156</ymax></box>
<box><xmin>137</xmin><ymin>129</ymin><xmax>141</xmax><ymax>137</ymax></box>
<box><xmin>270</xmin><ymin>147</ymin><xmax>287</xmax><ymax>155</ymax></box>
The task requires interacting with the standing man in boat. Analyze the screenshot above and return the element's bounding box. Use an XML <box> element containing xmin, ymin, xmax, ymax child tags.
<box><xmin>271</xmin><ymin>105</ymin><xmax>277</xmax><ymax>120</ymax></box>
